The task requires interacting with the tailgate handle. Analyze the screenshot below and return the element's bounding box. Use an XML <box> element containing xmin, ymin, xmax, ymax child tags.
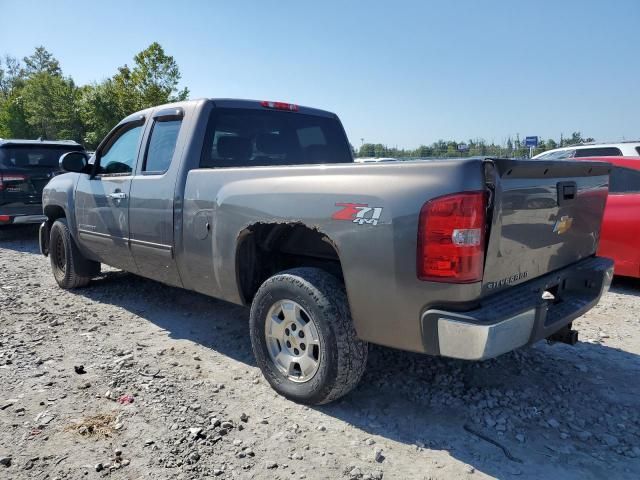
<box><xmin>557</xmin><ymin>181</ymin><xmax>577</xmax><ymax>206</ymax></box>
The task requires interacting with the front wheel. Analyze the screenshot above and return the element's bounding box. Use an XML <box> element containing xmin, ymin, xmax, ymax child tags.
<box><xmin>250</xmin><ymin>268</ymin><xmax>368</xmax><ymax>405</ymax></box>
<box><xmin>49</xmin><ymin>218</ymin><xmax>100</xmax><ymax>289</ymax></box>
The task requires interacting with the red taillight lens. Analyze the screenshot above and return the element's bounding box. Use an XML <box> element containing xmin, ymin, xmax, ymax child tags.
<box><xmin>260</xmin><ymin>100</ymin><xmax>299</xmax><ymax>111</ymax></box>
<box><xmin>0</xmin><ymin>215</ymin><xmax>11</xmax><ymax>223</ymax></box>
<box><xmin>0</xmin><ymin>173</ymin><xmax>28</xmax><ymax>192</ymax></box>
<box><xmin>417</xmin><ymin>191</ymin><xmax>487</xmax><ymax>283</ymax></box>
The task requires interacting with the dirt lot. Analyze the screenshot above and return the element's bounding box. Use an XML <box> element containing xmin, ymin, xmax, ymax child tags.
<box><xmin>1</xmin><ymin>225</ymin><xmax>639</xmax><ymax>480</ymax></box>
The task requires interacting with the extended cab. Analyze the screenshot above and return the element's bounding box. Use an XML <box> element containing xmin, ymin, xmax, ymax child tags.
<box><xmin>40</xmin><ymin>99</ymin><xmax>614</xmax><ymax>404</ymax></box>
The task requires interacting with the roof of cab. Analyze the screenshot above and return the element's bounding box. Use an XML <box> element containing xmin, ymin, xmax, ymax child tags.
<box><xmin>0</xmin><ymin>138</ymin><xmax>82</xmax><ymax>148</ymax></box>
<box><xmin>119</xmin><ymin>98</ymin><xmax>337</xmax><ymax>125</ymax></box>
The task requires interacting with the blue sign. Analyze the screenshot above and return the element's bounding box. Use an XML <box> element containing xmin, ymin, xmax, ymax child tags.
<box><xmin>525</xmin><ymin>136</ymin><xmax>538</xmax><ymax>147</ymax></box>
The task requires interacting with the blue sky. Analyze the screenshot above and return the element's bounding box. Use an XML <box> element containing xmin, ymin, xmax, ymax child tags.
<box><xmin>1</xmin><ymin>0</ymin><xmax>639</xmax><ymax>148</ymax></box>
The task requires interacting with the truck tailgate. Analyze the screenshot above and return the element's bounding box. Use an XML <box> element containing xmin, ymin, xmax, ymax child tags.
<box><xmin>482</xmin><ymin>159</ymin><xmax>610</xmax><ymax>294</ymax></box>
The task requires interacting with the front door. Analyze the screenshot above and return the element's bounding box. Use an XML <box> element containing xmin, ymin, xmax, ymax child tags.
<box><xmin>75</xmin><ymin>121</ymin><xmax>145</xmax><ymax>272</ymax></box>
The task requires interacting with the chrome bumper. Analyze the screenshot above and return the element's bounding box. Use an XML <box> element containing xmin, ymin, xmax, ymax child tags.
<box><xmin>436</xmin><ymin>309</ymin><xmax>536</xmax><ymax>360</ymax></box>
<box><xmin>422</xmin><ymin>256</ymin><xmax>614</xmax><ymax>360</ymax></box>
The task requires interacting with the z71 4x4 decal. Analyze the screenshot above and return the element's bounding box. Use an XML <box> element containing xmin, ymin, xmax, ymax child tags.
<box><xmin>332</xmin><ymin>203</ymin><xmax>383</xmax><ymax>226</ymax></box>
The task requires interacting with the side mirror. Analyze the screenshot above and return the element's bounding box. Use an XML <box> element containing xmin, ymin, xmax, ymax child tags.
<box><xmin>59</xmin><ymin>151</ymin><xmax>89</xmax><ymax>173</ymax></box>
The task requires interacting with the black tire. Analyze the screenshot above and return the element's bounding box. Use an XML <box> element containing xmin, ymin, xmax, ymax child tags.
<box><xmin>49</xmin><ymin>218</ymin><xmax>100</xmax><ymax>289</ymax></box>
<box><xmin>250</xmin><ymin>267</ymin><xmax>368</xmax><ymax>405</ymax></box>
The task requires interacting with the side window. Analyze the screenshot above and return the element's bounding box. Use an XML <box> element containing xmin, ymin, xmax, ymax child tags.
<box><xmin>143</xmin><ymin>119</ymin><xmax>182</xmax><ymax>174</ymax></box>
<box><xmin>574</xmin><ymin>147</ymin><xmax>622</xmax><ymax>157</ymax></box>
<box><xmin>98</xmin><ymin>123</ymin><xmax>143</xmax><ymax>175</ymax></box>
<box><xmin>544</xmin><ymin>149</ymin><xmax>574</xmax><ymax>159</ymax></box>
<box><xmin>635</xmin><ymin>147</ymin><xmax>640</xmax><ymax>155</ymax></box>
<box><xmin>609</xmin><ymin>166</ymin><xmax>640</xmax><ymax>194</ymax></box>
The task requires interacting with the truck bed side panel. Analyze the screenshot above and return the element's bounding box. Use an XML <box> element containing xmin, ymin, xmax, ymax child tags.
<box><xmin>181</xmin><ymin>160</ymin><xmax>487</xmax><ymax>353</ymax></box>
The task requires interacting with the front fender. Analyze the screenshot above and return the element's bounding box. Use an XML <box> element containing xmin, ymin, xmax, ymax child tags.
<box><xmin>42</xmin><ymin>172</ymin><xmax>81</xmax><ymax>236</ymax></box>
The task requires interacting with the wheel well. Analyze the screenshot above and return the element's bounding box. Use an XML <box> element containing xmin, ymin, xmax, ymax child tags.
<box><xmin>236</xmin><ymin>223</ymin><xmax>343</xmax><ymax>304</ymax></box>
<box><xmin>44</xmin><ymin>205</ymin><xmax>66</xmax><ymax>222</ymax></box>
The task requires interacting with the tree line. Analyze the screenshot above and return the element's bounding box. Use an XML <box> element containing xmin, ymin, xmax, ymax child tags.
<box><xmin>357</xmin><ymin>131</ymin><xmax>595</xmax><ymax>159</ymax></box>
<box><xmin>0</xmin><ymin>43</ymin><xmax>188</xmax><ymax>149</ymax></box>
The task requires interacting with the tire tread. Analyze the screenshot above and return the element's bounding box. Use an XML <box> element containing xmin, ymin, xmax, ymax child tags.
<box><xmin>50</xmin><ymin>219</ymin><xmax>98</xmax><ymax>289</ymax></box>
<box><xmin>251</xmin><ymin>267</ymin><xmax>368</xmax><ymax>404</ymax></box>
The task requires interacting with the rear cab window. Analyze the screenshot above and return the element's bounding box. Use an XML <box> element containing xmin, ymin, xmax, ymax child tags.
<box><xmin>200</xmin><ymin>108</ymin><xmax>352</xmax><ymax>168</ymax></box>
<box><xmin>0</xmin><ymin>145</ymin><xmax>84</xmax><ymax>170</ymax></box>
<box><xmin>574</xmin><ymin>147</ymin><xmax>622</xmax><ymax>157</ymax></box>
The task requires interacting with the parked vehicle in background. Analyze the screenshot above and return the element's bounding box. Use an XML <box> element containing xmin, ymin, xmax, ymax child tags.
<box><xmin>354</xmin><ymin>157</ymin><xmax>397</xmax><ymax>163</ymax></box>
<box><xmin>0</xmin><ymin>139</ymin><xmax>85</xmax><ymax>226</ymax></box>
<box><xmin>532</xmin><ymin>141</ymin><xmax>640</xmax><ymax>160</ymax></box>
<box><xmin>579</xmin><ymin>156</ymin><xmax>640</xmax><ymax>279</ymax></box>
<box><xmin>40</xmin><ymin>98</ymin><xmax>614</xmax><ymax>404</ymax></box>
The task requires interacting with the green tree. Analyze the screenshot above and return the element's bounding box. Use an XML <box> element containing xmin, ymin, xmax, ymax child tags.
<box><xmin>0</xmin><ymin>55</ymin><xmax>29</xmax><ymax>137</ymax></box>
<box><xmin>414</xmin><ymin>145</ymin><xmax>433</xmax><ymax>157</ymax></box>
<box><xmin>21</xmin><ymin>72</ymin><xmax>82</xmax><ymax>140</ymax></box>
<box><xmin>23</xmin><ymin>46</ymin><xmax>62</xmax><ymax>77</ymax></box>
<box><xmin>130</xmin><ymin>42</ymin><xmax>189</xmax><ymax>108</ymax></box>
<box><xmin>358</xmin><ymin>143</ymin><xmax>375</xmax><ymax>157</ymax></box>
<box><xmin>80</xmin><ymin>42</ymin><xmax>190</xmax><ymax>147</ymax></box>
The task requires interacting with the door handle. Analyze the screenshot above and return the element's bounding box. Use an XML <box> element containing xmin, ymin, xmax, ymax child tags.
<box><xmin>108</xmin><ymin>192</ymin><xmax>127</xmax><ymax>200</ymax></box>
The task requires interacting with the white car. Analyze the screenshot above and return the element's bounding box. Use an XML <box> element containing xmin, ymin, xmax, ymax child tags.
<box><xmin>532</xmin><ymin>141</ymin><xmax>640</xmax><ymax>160</ymax></box>
<box><xmin>354</xmin><ymin>157</ymin><xmax>398</xmax><ymax>163</ymax></box>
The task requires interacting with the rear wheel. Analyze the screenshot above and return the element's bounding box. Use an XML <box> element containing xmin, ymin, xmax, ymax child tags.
<box><xmin>49</xmin><ymin>218</ymin><xmax>100</xmax><ymax>289</ymax></box>
<box><xmin>250</xmin><ymin>267</ymin><xmax>368</xmax><ymax>405</ymax></box>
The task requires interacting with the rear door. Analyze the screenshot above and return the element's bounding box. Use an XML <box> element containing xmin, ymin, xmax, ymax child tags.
<box><xmin>75</xmin><ymin>119</ymin><xmax>145</xmax><ymax>271</ymax></box>
<box><xmin>482</xmin><ymin>159</ymin><xmax>610</xmax><ymax>293</ymax></box>
<box><xmin>128</xmin><ymin>107</ymin><xmax>185</xmax><ymax>286</ymax></box>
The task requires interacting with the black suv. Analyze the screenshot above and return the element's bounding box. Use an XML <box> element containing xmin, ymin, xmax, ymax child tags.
<box><xmin>0</xmin><ymin>139</ymin><xmax>85</xmax><ymax>226</ymax></box>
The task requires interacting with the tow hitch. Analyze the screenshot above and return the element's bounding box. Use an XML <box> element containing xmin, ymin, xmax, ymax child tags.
<box><xmin>547</xmin><ymin>324</ymin><xmax>579</xmax><ymax>345</ymax></box>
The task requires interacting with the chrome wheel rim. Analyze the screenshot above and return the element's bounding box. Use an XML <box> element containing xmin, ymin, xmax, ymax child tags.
<box><xmin>264</xmin><ymin>300</ymin><xmax>321</xmax><ymax>383</ymax></box>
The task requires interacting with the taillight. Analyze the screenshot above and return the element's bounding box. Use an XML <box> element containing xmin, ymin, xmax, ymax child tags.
<box><xmin>260</xmin><ymin>100</ymin><xmax>299</xmax><ymax>111</ymax></box>
<box><xmin>417</xmin><ymin>191</ymin><xmax>487</xmax><ymax>283</ymax></box>
<box><xmin>0</xmin><ymin>173</ymin><xmax>28</xmax><ymax>192</ymax></box>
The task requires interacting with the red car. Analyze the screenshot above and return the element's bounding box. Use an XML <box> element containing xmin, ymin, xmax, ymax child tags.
<box><xmin>580</xmin><ymin>156</ymin><xmax>640</xmax><ymax>278</ymax></box>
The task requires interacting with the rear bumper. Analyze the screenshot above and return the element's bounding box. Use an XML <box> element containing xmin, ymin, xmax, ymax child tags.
<box><xmin>0</xmin><ymin>214</ymin><xmax>47</xmax><ymax>225</ymax></box>
<box><xmin>421</xmin><ymin>256</ymin><xmax>614</xmax><ymax>360</ymax></box>
<box><xmin>0</xmin><ymin>204</ymin><xmax>45</xmax><ymax>225</ymax></box>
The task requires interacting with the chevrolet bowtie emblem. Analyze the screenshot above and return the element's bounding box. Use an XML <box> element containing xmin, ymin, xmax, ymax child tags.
<box><xmin>553</xmin><ymin>215</ymin><xmax>573</xmax><ymax>235</ymax></box>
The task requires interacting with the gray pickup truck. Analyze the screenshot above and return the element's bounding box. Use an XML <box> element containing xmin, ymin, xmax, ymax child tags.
<box><xmin>39</xmin><ymin>98</ymin><xmax>614</xmax><ymax>404</ymax></box>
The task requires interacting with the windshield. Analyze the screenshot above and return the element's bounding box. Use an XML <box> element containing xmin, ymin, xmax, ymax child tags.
<box><xmin>0</xmin><ymin>145</ymin><xmax>83</xmax><ymax>169</ymax></box>
<box><xmin>536</xmin><ymin>149</ymin><xmax>575</xmax><ymax>160</ymax></box>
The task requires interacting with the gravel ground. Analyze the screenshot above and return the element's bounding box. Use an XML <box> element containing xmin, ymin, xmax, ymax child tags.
<box><xmin>1</xmin><ymin>225</ymin><xmax>639</xmax><ymax>480</ymax></box>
